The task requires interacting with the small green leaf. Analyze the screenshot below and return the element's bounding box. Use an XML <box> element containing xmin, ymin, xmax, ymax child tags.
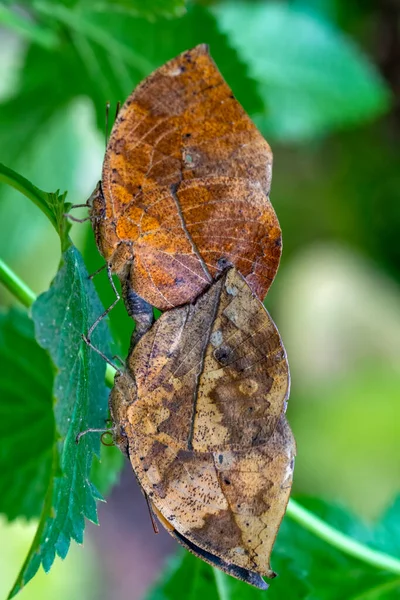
<box><xmin>0</xmin><ymin>308</ymin><xmax>54</xmax><ymax>521</ymax></box>
<box><xmin>213</xmin><ymin>2</ymin><xmax>391</xmax><ymax>141</ymax></box>
<box><xmin>0</xmin><ymin>163</ymin><xmax>71</xmax><ymax>251</ymax></box>
<box><xmin>8</xmin><ymin>245</ymin><xmax>112</xmax><ymax>598</ymax></box>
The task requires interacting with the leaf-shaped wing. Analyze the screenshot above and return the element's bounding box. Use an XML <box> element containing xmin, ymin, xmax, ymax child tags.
<box><xmin>110</xmin><ymin>268</ymin><xmax>294</xmax><ymax>586</ymax></box>
<box><xmin>94</xmin><ymin>45</ymin><xmax>280</xmax><ymax>309</ymax></box>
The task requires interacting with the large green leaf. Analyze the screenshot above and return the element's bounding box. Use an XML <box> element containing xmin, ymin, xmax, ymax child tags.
<box><xmin>213</xmin><ymin>2</ymin><xmax>390</xmax><ymax>141</ymax></box>
<box><xmin>8</xmin><ymin>246</ymin><xmax>113</xmax><ymax>598</ymax></box>
<box><xmin>0</xmin><ymin>308</ymin><xmax>54</xmax><ymax>521</ymax></box>
<box><xmin>148</xmin><ymin>497</ymin><xmax>400</xmax><ymax>600</ymax></box>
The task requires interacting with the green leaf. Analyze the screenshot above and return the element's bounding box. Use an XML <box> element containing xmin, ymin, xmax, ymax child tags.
<box><xmin>8</xmin><ymin>245</ymin><xmax>112</xmax><ymax>598</ymax></box>
<box><xmin>0</xmin><ymin>163</ymin><xmax>71</xmax><ymax>251</ymax></box>
<box><xmin>0</xmin><ymin>308</ymin><xmax>54</xmax><ymax>521</ymax></box>
<box><xmin>213</xmin><ymin>2</ymin><xmax>391</xmax><ymax>141</ymax></box>
<box><xmin>148</xmin><ymin>497</ymin><xmax>400</xmax><ymax>600</ymax></box>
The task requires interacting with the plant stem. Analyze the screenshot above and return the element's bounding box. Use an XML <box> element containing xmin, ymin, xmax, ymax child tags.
<box><xmin>0</xmin><ymin>259</ymin><xmax>36</xmax><ymax>308</ymax></box>
<box><xmin>286</xmin><ymin>499</ymin><xmax>400</xmax><ymax>575</ymax></box>
<box><xmin>2</xmin><ymin>258</ymin><xmax>400</xmax><ymax>578</ymax></box>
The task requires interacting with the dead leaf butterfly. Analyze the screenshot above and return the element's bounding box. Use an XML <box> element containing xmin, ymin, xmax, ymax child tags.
<box><xmin>109</xmin><ymin>268</ymin><xmax>295</xmax><ymax>588</ymax></box>
<box><xmin>90</xmin><ymin>44</ymin><xmax>281</xmax><ymax>338</ymax></box>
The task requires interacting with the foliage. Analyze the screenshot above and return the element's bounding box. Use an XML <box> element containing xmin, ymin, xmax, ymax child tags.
<box><xmin>8</xmin><ymin>246</ymin><xmax>114</xmax><ymax>598</ymax></box>
<box><xmin>0</xmin><ymin>169</ymin><xmax>122</xmax><ymax>597</ymax></box>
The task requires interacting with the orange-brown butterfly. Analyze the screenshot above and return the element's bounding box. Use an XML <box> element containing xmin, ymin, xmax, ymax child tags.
<box><xmin>89</xmin><ymin>44</ymin><xmax>281</xmax><ymax>340</ymax></box>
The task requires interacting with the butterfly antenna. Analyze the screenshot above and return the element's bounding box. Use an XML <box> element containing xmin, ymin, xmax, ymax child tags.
<box><xmin>145</xmin><ymin>493</ymin><xmax>159</xmax><ymax>534</ymax></box>
<box><xmin>115</xmin><ymin>101</ymin><xmax>121</xmax><ymax>121</ymax></box>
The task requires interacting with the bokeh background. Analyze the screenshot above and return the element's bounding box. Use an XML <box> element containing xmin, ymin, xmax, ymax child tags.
<box><xmin>0</xmin><ymin>0</ymin><xmax>399</xmax><ymax>598</ymax></box>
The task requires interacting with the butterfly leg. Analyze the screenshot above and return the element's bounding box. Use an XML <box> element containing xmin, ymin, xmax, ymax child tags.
<box><xmin>64</xmin><ymin>203</ymin><xmax>91</xmax><ymax>223</ymax></box>
<box><xmin>82</xmin><ymin>264</ymin><xmax>123</xmax><ymax>373</ymax></box>
<box><xmin>88</xmin><ymin>263</ymin><xmax>107</xmax><ymax>280</ymax></box>
<box><xmin>64</xmin><ymin>183</ymin><xmax>100</xmax><ymax>223</ymax></box>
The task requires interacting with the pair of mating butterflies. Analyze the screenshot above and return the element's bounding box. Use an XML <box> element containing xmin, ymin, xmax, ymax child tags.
<box><xmin>88</xmin><ymin>44</ymin><xmax>295</xmax><ymax>590</ymax></box>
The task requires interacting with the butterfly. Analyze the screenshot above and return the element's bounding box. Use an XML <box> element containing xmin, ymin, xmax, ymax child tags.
<box><xmin>109</xmin><ymin>267</ymin><xmax>295</xmax><ymax>589</ymax></box>
<box><xmin>90</xmin><ymin>44</ymin><xmax>281</xmax><ymax>340</ymax></box>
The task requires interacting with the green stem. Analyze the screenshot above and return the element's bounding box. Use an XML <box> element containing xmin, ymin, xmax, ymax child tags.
<box><xmin>0</xmin><ymin>259</ymin><xmax>36</xmax><ymax>308</ymax></box>
<box><xmin>2</xmin><ymin>259</ymin><xmax>400</xmax><ymax>579</ymax></box>
<box><xmin>286</xmin><ymin>499</ymin><xmax>400</xmax><ymax>575</ymax></box>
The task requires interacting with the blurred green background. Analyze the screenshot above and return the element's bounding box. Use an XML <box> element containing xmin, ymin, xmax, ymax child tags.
<box><xmin>0</xmin><ymin>0</ymin><xmax>399</xmax><ymax>598</ymax></box>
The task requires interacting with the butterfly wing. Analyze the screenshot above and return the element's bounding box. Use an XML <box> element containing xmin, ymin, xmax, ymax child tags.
<box><xmin>110</xmin><ymin>269</ymin><xmax>293</xmax><ymax>584</ymax></box>
<box><xmin>96</xmin><ymin>45</ymin><xmax>280</xmax><ymax>309</ymax></box>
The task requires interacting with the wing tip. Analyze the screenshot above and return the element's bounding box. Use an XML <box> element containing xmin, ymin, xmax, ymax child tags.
<box><xmin>172</xmin><ymin>529</ymin><xmax>271</xmax><ymax>590</ymax></box>
<box><xmin>192</xmin><ymin>43</ymin><xmax>210</xmax><ymax>56</ymax></box>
